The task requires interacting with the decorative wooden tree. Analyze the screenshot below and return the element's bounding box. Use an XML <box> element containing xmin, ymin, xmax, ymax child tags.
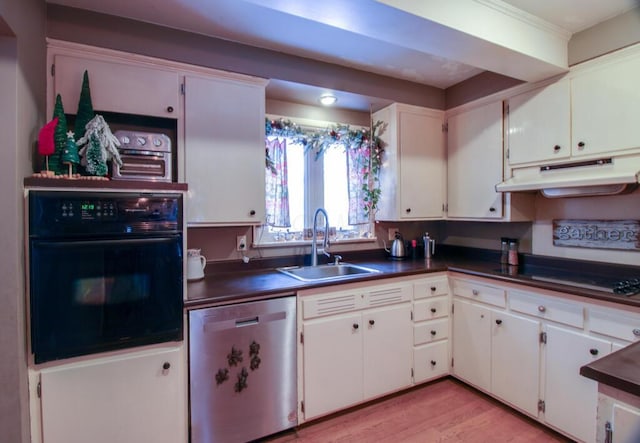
<box><xmin>51</xmin><ymin>94</ymin><xmax>68</xmax><ymax>175</ymax></box>
<box><xmin>84</xmin><ymin>133</ymin><xmax>108</xmax><ymax>176</ymax></box>
<box><xmin>74</xmin><ymin>70</ymin><xmax>94</xmax><ymax>141</ymax></box>
<box><xmin>61</xmin><ymin>131</ymin><xmax>80</xmax><ymax>177</ymax></box>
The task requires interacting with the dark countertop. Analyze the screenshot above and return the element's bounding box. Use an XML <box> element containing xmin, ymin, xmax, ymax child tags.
<box><xmin>581</xmin><ymin>341</ymin><xmax>640</xmax><ymax>397</ymax></box>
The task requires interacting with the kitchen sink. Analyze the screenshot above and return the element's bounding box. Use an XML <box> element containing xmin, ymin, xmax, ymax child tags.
<box><xmin>277</xmin><ymin>263</ymin><xmax>380</xmax><ymax>282</ymax></box>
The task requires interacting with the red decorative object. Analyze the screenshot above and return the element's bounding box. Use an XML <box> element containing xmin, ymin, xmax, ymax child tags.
<box><xmin>38</xmin><ymin>118</ymin><xmax>58</xmax><ymax>156</ymax></box>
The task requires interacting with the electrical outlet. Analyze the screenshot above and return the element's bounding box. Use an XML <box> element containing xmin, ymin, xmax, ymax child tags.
<box><xmin>236</xmin><ymin>235</ymin><xmax>247</xmax><ymax>251</ymax></box>
<box><xmin>388</xmin><ymin>228</ymin><xmax>398</xmax><ymax>240</ymax></box>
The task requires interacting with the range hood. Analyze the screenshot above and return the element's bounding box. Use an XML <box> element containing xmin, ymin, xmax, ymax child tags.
<box><xmin>496</xmin><ymin>156</ymin><xmax>640</xmax><ymax>198</ymax></box>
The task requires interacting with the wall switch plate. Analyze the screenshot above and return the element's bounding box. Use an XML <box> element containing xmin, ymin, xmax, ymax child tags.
<box><xmin>388</xmin><ymin>228</ymin><xmax>398</xmax><ymax>240</ymax></box>
<box><xmin>236</xmin><ymin>235</ymin><xmax>247</xmax><ymax>251</ymax></box>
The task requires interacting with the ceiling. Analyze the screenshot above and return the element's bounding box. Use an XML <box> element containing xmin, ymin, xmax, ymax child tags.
<box><xmin>47</xmin><ymin>0</ymin><xmax>637</xmax><ymax>111</ymax></box>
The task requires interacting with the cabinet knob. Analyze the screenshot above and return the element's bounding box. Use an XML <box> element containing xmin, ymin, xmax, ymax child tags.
<box><xmin>589</xmin><ymin>348</ymin><xmax>599</xmax><ymax>356</ymax></box>
<box><xmin>166</xmin><ymin>106</ymin><xmax>174</xmax><ymax>113</ymax></box>
<box><xmin>430</xmin><ymin>308</ymin><xmax>437</xmax><ymax>313</ymax></box>
<box><xmin>353</xmin><ymin>323</ymin><xmax>359</xmax><ymax>330</ymax></box>
<box><xmin>553</xmin><ymin>145</ymin><xmax>561</xmax><ymax>152</ymax></box>
<box><xmin>405</xmin><ymin>208</ymin><xmax>411</xmax><ymax>213</ymax></box>
<box><xmin>162</xmin><ymin>362</ymin><xmax>171</xmax><ymax>370</ymax></box>
<box><xmin>249</xmin><ymin>209</ymin><xmax>256</xmax><ymax>216</ymax></box>
<box><xmin>489</xmin><ymin>207</ymin><xmax>496</xmax><ymax>212</ymax></box>
<box><xmin>430</xmin><ymin>360</ymin><xmax>437</xmax><ymax>366</ymax></box>
<box><xmin>369</xmin><ymin>319</ymin><xmax>375</xmax><ymax>326</ymax></box>
<box><xmin>472</xmin><ymin>289</ymin><xmax>479</xmax><ymax>296</ymax></box>
<box><xmin>430</xmin><ymin>330</ymin><xmax>437</xmax><ymax>336</ymax></box>
<box><xmin>495</xmin><ymin>319</ymin><xmax>503</xmax><ymax>325</ymax></box>
<box><xmin>430</xmin><ymin>286</ymin><xmax>437</xmax><ymax>292</ymax></box>
<box><xmin>538</xmin><ymin>305</ymin><xmax>546</xmax><ymax>313</ymax></box>
<box><xmin>633</xmin><ymin>328</ymin><xmax>640</xmax><ymax>337</ymax></box>
<box><xmin>577</xmin><ymin>141</ymin><xmax>586</xmax><ymax>150</ymax></box>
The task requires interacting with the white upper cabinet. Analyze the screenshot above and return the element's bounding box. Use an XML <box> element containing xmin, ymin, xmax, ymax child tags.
<box><xmin>571</xmin><ymin>51</ymin><xmax>640</xmax><ymax>158</ymax></box>
<box><xmin>183</xmin><ymin>74</ymin><xmax>267</xmax><ymax>225</ymax></box>
<box><xmin>446</xmin><ymin>101</ymin><xmax>504</xmax><ymax>219</ymax></box>
<box><xmin>51</xmin><ymin>53</ymin><xmax>179</xmax><ymax>119</ymax></box>
<box><xmin>373</xmin><ymin>103</ymin><xmax>445</xmax><ymax>221</ymax></box>
<box><xmin>506</xmin><ymin>79</ymin><xmax>571</xmax><ymax>166</ymax></box>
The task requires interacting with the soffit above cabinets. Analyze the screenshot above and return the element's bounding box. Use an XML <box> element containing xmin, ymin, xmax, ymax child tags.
<box><xmin>47</xmin><ymin>0</ymin><xmax>634</xmax><ymax>90</ymax></box>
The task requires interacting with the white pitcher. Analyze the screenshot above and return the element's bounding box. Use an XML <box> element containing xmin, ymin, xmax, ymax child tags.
<box><xmin>187</xmin><ymin>248</ymin><xmax>206</xmax><ymax>281</ymax></box>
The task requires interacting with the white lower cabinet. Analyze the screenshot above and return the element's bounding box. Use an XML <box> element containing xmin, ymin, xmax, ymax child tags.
<box><xmin>299</xmin><ymin>280</ymin><xmax>413</xmax><ymax>421</ymax></box>
<box><xmin>452</xmin><ymin>298</ymin><xmax>492</xmax><ymax>392</ymax></box>
<box><xmin>491</xmin><ymin>310</ymin><xmax>541</xmax><ymax>417</ymax></box>
<box><xmin>34</xmin><ymin>345</ymin><xmax>187</xmax><ymax>443</ymax></box>
<box><xmin>544</xmin><ymin>325</ymin><xmax>612</xmax><ymax>443</ymax></box>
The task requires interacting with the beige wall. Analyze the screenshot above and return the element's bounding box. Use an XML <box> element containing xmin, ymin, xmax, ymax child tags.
<box><xmin>0</xmin><ymin>1</ymin><xmax>46</xmax><ymax>442</ymax></box>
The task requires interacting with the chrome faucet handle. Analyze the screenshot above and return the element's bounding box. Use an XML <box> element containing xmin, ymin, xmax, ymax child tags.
<box><xmin>334</xmin><ymin>254</ymin><xmax>342</xmax><ymax>265</ymax></box>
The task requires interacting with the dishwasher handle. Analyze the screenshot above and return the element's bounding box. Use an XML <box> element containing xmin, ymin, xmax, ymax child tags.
<box><xmin>235</xmin><ymin>316</ymin><xmax>259</xmax><ymax>327</ymax></box>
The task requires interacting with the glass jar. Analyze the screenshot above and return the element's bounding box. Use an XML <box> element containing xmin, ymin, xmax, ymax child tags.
<box><xmin>508</xmin><ymin>239</ymin><xmax>519</xmax><ymax>266</ymax></box>
<box><xmin>500</xmin><ymin>237</ymin><xmax>509</xmax><ymax>264</ymax></box>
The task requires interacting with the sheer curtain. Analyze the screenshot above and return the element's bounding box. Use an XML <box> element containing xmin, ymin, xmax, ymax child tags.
<box><xmin>265</xmin><ymin>137</ymin><xmax>291</xmax><ymax>227</ymax></box>
<box><xmin>347</xmin><ymin>141</ymin><xmax>370</xmax><ymax>225</ymax></box>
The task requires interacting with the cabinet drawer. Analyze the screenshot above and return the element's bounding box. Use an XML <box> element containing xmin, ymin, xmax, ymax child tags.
<box><xmin>414</xmin><ymin>277</ymin><xmax>449</xmax><ymax>299</ymax></box>
<box><xmin>414</xmin><ymin>318</ymin><xmax>449</xmax><ymax>345</ymax></box>
<box><xmin>302</xmin><ymin>289</ymin><xmax>365</xmax><ymax>319</ymax></box>
<box><xmin>414</xmin><ymin>296</ymin><xmax>449</xmax><ymax>322</ymax></box>
<box><xmin>413</xmin><ymin>341</ymin><xmax>449</xmax><ymax>383</ymax></box>
<box><xmin>589</xmin><ymin>308</ymin><xmax>640</xmax><ymax>342</ymax></box>
<box><xmin>509</xmin><ymin>290</ymin><xmax>584</xmax><ymax>328</ymax></box>
<box><xmin>451</xmin><ymin>279</ymin><xmax>506</xmax><ymax>308</ymax></box>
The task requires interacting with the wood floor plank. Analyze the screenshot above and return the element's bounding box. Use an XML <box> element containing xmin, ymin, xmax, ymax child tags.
<box><xmin>263</xmin><ymin>378</ymin><xmax>573</xmax><ymax>442</ymax></box>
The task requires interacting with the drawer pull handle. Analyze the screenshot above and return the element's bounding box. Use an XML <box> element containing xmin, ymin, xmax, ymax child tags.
<box><xmin>495</xmin><ymin>319</ymin><xmax>502</xmax><ymax>325</ymax></box>
<box><xmin>633</xmin><ymin>328</ymin><xmax>640</xmax><ymax>337</ymax></box>
<box><xmin>430</xmin><ymin>286</ymin><xmax>437</xmax><ymax>292</ymax></box>
<box><xmin>353</xmin><ymin>323</ymin><xmax>359</xmax><ymax>330</ymax></box>
<box><xmin>430</xmin><ymin>330</ymin><xmax>437</xmax><ymax>336</ymax></box>
<box><xmin>589</xmin><ymin>348</ymin><xmax>599</xmax><ymax>356</ymax></box>
<box><xmin>553</xmin><ymin>145</ymin><xmax>561</xmax><ymax>152</ymax></box>
<box><xmin>538</xmin><ymin>305</ymin><xmax>546</xmax><ymax>313</ymax></box>
<box><xmin>430</xmin><ymin>360</ymin><xmax>437</xmax><ymax>366</ymax></box>
<box><xmin>430</xmin><ymin>308</ymin><xmax>437</xmax><ymax>313</ymax></box>
<box><xmin>472</xmin><ymin>289</ymin><xmax>479</xmax><ymax>296</ymax></box>
<box><xmin>369</xmin><ymin>319</ymin><xmax>375</xmax><ymax>326</ymax></box>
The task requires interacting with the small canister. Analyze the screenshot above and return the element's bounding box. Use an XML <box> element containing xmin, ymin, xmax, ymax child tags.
<box><xmin>500</xmin><ymin>237</ymin><xmax>509</xmax><ymax>264</ymax></box>
<box><xmin>508</xmin><ymin>239</ymin><xmax>519</xmax><ymax>266</ymax></box>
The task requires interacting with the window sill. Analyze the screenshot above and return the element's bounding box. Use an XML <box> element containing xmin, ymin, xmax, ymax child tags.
<box><xmin>254</xmin><ymin>237</ymin><xmax>378</xmax><ymax>249</ymax></box>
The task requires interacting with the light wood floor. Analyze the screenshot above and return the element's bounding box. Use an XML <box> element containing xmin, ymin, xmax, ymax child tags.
<box><xmin>263</xmin><ymin>377</ymin><xmax>573</xmax><ymax>443</ymax></box>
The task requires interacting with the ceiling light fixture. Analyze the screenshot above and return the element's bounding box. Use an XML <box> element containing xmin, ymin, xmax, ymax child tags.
<box><xmin>319</xmin><ymin>94</ymin><xmax>337</xmax><ymax>106</ymax></box>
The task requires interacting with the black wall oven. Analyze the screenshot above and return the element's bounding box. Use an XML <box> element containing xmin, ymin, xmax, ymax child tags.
<box><xmin>28</xmin><ymin>190</ymin><xmax>184</xmax><ymax>364</ymax></box>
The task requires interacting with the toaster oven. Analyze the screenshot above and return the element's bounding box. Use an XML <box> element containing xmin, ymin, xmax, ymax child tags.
<box><xmin>112</xmin><ymin>130</ymin><xmax>172</xmax><ymax>182</ymax></box>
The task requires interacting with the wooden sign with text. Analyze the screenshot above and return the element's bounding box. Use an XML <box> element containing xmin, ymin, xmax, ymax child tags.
<box><xmin>553</xmin><ymin>220</ymin><xmax>640</xmax><ymax>251</ymax></box>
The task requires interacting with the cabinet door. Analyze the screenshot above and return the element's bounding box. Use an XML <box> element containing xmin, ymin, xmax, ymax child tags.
<box><xmin>491</xmin><ymin>310</ymin><xmax>541</xmax><ymax>417</ymax></box>
<box><xmin>571</xmin><ymin>54</ymin><xmax>640</xmax><ymax>157</ymax></box>
<box><xmin>184</xmin><ymin>75</ymin><xmax>266</xmax><ymax>224</ymax></box>
<box><xmin>612</xmin><ymin>403</ymin><xmax>640</xmax><ymax>443</ymax></box>
<box><xmin>398</xmin><ymin>109</ymin><xmax>445</xmax><ymax>219</ymax></box>
<box><xmin>363</xmin><ymin>303</ymin><xmax>412</xmax><ymax>398</ymax></box>
<box><xmin>452</xmin><ymin>298</ymin><xmax>492</xmax><ymax>392</ymax></box>
<box><xmin>545</xmin><ymin>325</ymin><xmax>612</xmax><ymax>443</ymax></box>
<box><xmin>507</xmin><ymin>80</ymin><xmax>570</xmax><ymax>165</ymax></box>
<box><xmin>447</xmin><ymin>101</ymin><xmax>503</xmax><ymax>219</ymax></box>
<box><xmin>40</xmin><ymin>346</ymin><xmax>186</xmax><ymax>443</ymax></box>
<box><xmin>53</xmin><ymin>54</ymin><xmax>179</xmax><ymax>118</ymax></box>
<box><xmin>303</xmin><ymin>312</ymin><xmax>363</xmax><ymax>419</ymax></box>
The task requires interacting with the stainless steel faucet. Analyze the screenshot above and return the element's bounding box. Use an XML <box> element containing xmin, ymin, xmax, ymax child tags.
<box><xmin>311</xmin><ymin>208</ymin><xmax>330</xmax><ymax>266</ymax></box>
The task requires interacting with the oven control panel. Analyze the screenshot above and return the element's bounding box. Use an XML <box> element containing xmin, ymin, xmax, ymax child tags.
<box><xmin>60</xmin><ymin>200</ymin><xmax>117</xmax><ymax>220</ymax></box>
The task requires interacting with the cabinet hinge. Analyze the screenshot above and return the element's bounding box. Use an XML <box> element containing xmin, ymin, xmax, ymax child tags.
<box><xmin>180</xmin><ymin>82</ymin><xmax>185</xmax><ymax>95</ymax></box>
<box><xmin>301</xmin><ymin>401</ymin><xmax>305</xmax><ymax>414</ymax></box>
<box><xmin>538</xmin><ymin>400</ymin><xmax>545</xmax><ymax>413</ymax></box>
<box><xmin>410</xmin><ymin>311</ymin><xmax>413</xmax><ymax>321</ymax></box>
<box><xmin>505</xmin><ymin>104</ymin><xmax>510</xmax><ymax>115</ymax></box>
<box><xmin>442</xmin><ymin>122</ymin><xmax>448</xmax><ymax>133</ymax></box>
<box><xmin>50</xmin><ymin>63</ymin><xmax>55</xmax><ymax>77</ymax></box>
<box><xmin>451</xmin><ymin>304</ymin><xmax>454</xmax><ymax>315</ymax></box>
<box><xmin>37</xmin><ymin>381</ymin><xmax>41</xmax><ymax>398</ymax></box>
<box><xmin>300</xmin><ymin>332</ymin><xmax>304</xmax><ymax>344</ymax></box>
<box><xmin>540</xmin><ymin>332</ymin><xmax>547</xmax><ymax>344</ymax></box>
<box><xmin>411</xmin><ymin>368</ymin><xmax>414</xmax><ymax>378</ymax></box>
<box><xmin>604</xmin><ymin>421</ymin><xmax>612</xmax><ymax>443</ymax></box>
<box><xmin>451</xmin><ymin>358</ymin><xmax>454</xmax><ymax>368</ymax></box>
<box><xmin>506</xmin><ymin>148</ymin><xmax>510</xmax><ymax>160</ymax></box>
<box><xmin>442</xmin><ymin>203</ymin><xmax>448</xmax><ymax>213</ymax></box>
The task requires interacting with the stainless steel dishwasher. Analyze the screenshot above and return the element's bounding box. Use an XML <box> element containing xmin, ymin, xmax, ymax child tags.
<box><xmin>189</xmin><ymin>295</ymin><xmax>297</xmax><ymax>443</ymax></box>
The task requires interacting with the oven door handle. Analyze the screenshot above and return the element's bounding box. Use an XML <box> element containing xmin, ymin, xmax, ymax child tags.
<box><xmin>32</xmin><ymin>236</ymin><xmax>181</xmax><ymax>248</ymax></box>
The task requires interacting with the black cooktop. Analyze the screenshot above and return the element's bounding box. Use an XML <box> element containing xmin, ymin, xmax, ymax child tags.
<box><xmin>496</xmin><ymin>265</ymin><xmax>640</xmax><ymax>297</ymax></box>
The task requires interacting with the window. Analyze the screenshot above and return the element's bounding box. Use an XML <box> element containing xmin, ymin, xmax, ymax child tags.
<box><xmin>255</xmin><ymin>117</ymin><xmax>379</xmax><ymax>246</ymax></box>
